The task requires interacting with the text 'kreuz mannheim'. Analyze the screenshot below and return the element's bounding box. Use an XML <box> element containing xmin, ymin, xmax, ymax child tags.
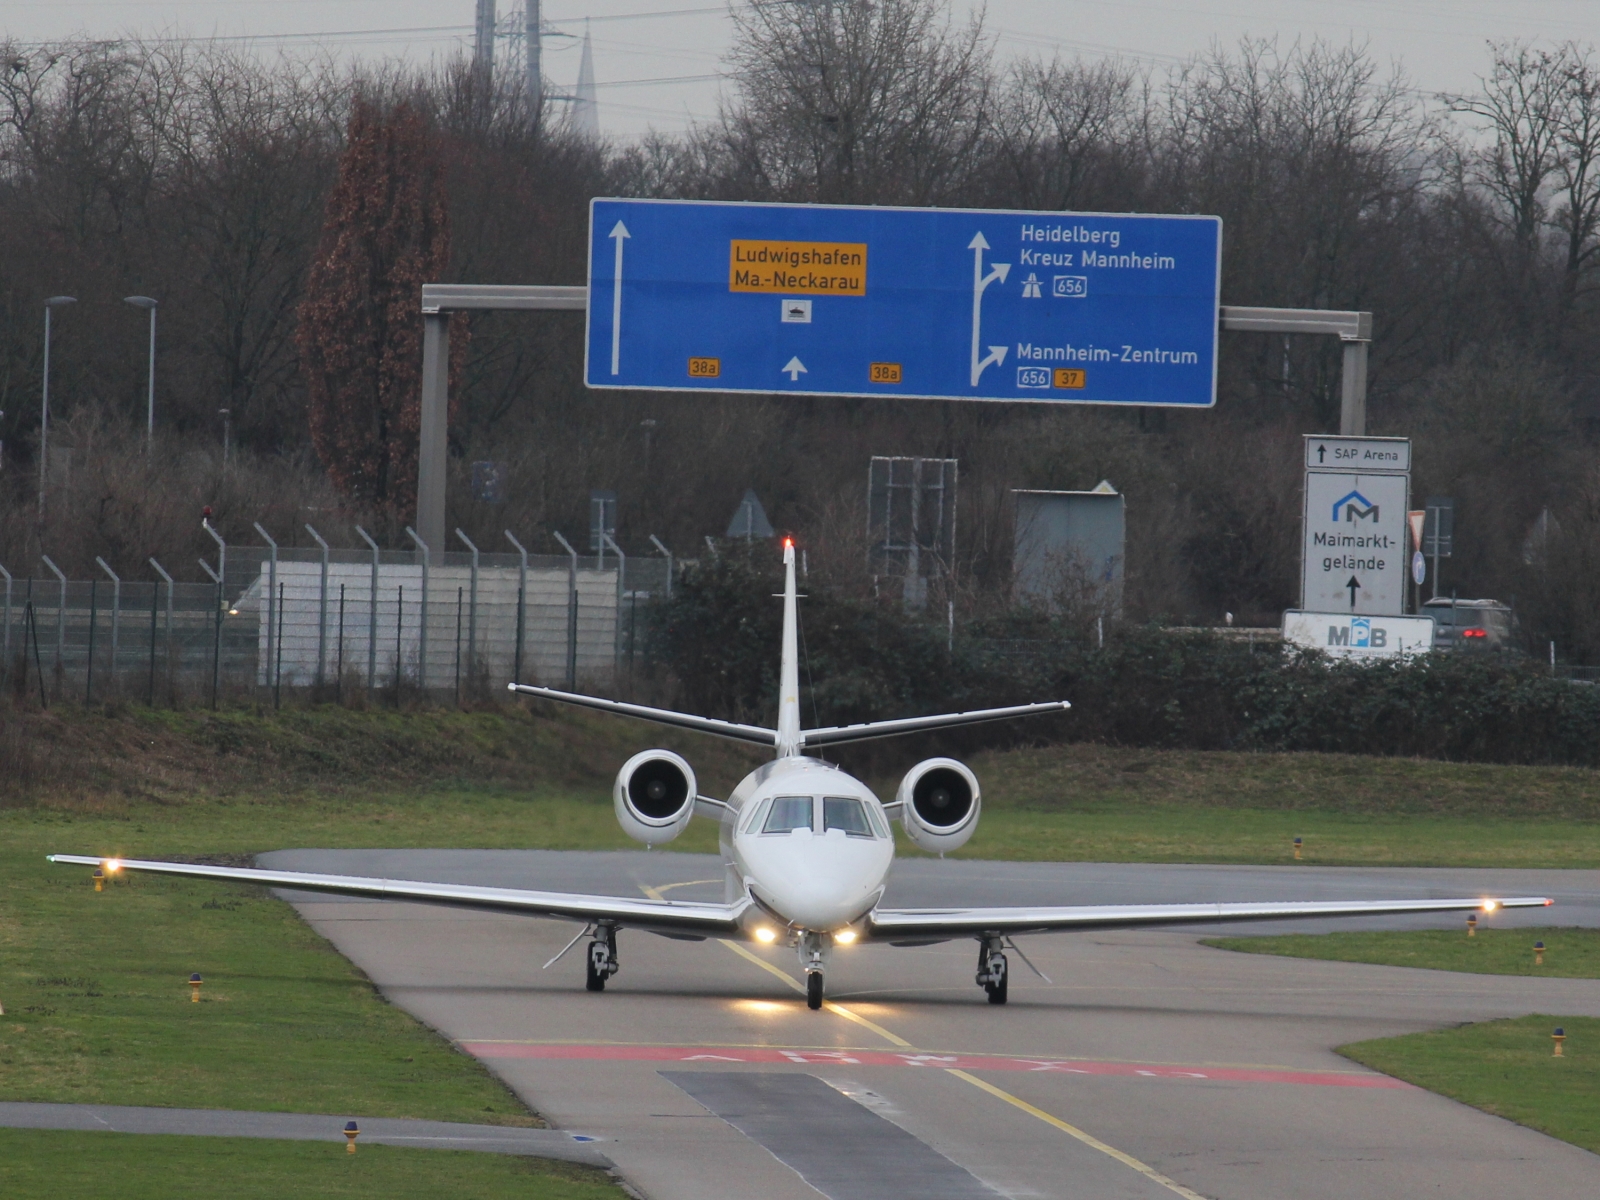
<box><xmin>1018</xmin><ymin>223</ymin><xmax>1176</xmax><ymax>271</ymax></box>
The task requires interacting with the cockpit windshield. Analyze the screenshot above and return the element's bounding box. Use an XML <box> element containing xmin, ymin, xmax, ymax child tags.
<box><xmin>762</xmin><ymin>796</ymin><xmax>815</xmax><ymax>834</ymax></box>
<box><xmin>824</xmin><ymin>796</ymin><xmax>875</xmax><ymax>838</ymax></box>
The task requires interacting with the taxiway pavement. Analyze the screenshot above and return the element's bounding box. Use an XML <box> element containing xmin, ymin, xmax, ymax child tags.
<box><xmin>257</xmin><ymin>851</ymin><xmax>1600</xmax><ymax>1200</ymax></box>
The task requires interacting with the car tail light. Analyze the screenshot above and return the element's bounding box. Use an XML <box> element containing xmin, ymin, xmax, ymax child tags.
<box><xmin>1461</xmin><ymin>628</ymin><xmax>1488</xmax><ymax>638</ymax></box>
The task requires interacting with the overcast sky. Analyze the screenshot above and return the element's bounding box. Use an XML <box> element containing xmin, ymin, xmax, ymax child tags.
<box><xmin>6</xmin><ymin>1</ymin><xmax>1598</xmax><ymax>137</ymax></box>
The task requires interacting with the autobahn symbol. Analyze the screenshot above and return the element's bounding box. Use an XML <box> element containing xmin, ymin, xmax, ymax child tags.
<box><xmin>584</xmin><ymin>198</ymin><xmax>1222</xmax><ymax>405</ymax></box>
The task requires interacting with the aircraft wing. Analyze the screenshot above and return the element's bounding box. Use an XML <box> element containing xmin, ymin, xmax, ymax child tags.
<box><xmin>865</xmin><ymin>895</ymin><xmax>1553</xmax><ymax>942</ymax></box>
<box><xmin>47</xmin><ymin>855</ymin><xmax>749</xmax><ymax>936</ymax></box>
<box><xmin>508</xmin><ymin>683</ymin><xmax>778</xmax><ymax>746</ymax></box>
<box><xmin>800</xmin><ymin>701</ymin><xmax>1071</xmax><ymax>748</ymax></box>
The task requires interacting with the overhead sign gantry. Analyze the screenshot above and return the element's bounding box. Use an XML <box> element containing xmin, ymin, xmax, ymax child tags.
<box><xmin>415</xmin><ymin>204</ymin><xmax>1372</xmax><ymax>557</ymax></box>
<box><xmin>583</xmin><ymin>198</ymin><xmax>1223</xmax><ymax>407</ymax></box>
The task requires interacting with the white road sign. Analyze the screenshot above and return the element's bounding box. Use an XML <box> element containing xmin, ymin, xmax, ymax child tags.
<box><xmin>1304</xmin><ymin>436</ymin><xmax>1410</xmax><ymax>473</ymax></box>
<box><xmin>1283</xmin><ymin>611</ymin><xmax>1436</xmax><ymax>659</ymax></box>
<box><xmin>1300</xmin><ymin>471</ymin><xmax>1409</xmax><ymax>615</ymax></box>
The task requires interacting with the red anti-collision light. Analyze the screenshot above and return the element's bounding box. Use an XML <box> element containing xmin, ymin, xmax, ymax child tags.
<box><xmin>1460</xmin><ymin>628</ymin><xmax>1488</xmax><ymax>638</ymax></box>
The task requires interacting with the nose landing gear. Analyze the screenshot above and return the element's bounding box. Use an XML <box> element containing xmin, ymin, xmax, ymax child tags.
<box><xmin>800</xmin><ymin>931</ymin><xmax>829</xmax><ymax>1010</ymax></box>
<box><xmin>976</xmin><ymin>936</ymin><xmax>1008</xmax><ymax>1005</ymax></box>
<box><xmin>586</xmin><ymin>925</ymin><xmax>619</xmax><ymax>992</ymax></box>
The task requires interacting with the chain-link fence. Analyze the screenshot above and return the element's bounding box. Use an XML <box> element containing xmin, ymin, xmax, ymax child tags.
<box><xmin>1</xmin><ymin>542</ymin><xmax>672</xmax><ymax>707</ymax></box>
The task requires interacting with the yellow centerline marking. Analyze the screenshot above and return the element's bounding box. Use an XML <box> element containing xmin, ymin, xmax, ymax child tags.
<box><xmin>704</xmin><ymin>929</ymin><xmax>1202</xmax><ymax>1198</ymax></box>
<box><xmin>946</xmin><ymin>1069</ymin><xmax>1208</xmax><ymax>1200</ymax></box>
<box><xmin>643</xmin><ymin>879</ymin><xmax>721</xmax><ymax>895</ymax></box>
<box><xmin>719</xmin><ymin>938</ymin><xmax>807</xmax><ymax>993</ymax></box>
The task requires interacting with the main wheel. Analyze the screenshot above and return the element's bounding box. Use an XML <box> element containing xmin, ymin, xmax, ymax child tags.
<box><xmin>585</xmin><ymin>954</ymin><xmax>606</xmax><ymax>992</ymax></box>
<box><xmin>984</xmin><ymin>952</ymin><xmax>1008</xmax><ymax>1005</ymax></box>
<box><xmin>806</xmin><ymin>972</ymin><xmax>824</xmax><ymax>1010</ymax></box>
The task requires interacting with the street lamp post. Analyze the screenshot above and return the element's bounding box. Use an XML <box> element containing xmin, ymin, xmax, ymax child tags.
<box><xmin>124</xmin><ymin>297</ymin><xmax>158</xmax><ymax>450</ymax></box>
<box><xmin>39</xmin><ymin>296</ymin><xmax>77</xmax><ymax>519</ymax></box>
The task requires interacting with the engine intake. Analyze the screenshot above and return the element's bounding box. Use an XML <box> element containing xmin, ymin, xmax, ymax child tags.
<box><xmin>615</xmin><ymin>750</ymin><xmax>697</xmax><ymax>845</ymax></box>
<box><xmin>896</xmin><ymin>758</ymin><xmax>980</xmax><ymax>854</ymax></box>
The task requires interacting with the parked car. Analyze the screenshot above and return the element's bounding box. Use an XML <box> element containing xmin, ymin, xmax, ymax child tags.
<box><xmin>1421</xmin><ymin>598</ymin><xmax>1516</xmax><ymax>652</ymax></box>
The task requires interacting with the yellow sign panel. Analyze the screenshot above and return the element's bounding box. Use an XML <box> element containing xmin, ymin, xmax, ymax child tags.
<box><xmin>729</xmin><ymin>240</ymin><xmax>867</xmax><ymax>296</ymax></box>
<box><xmin>688</xmin><ymin>357</ymin><xmax>721</xmax><ymax>378</ymax></box>
<box><xmin>869</xmin><ymin>362</ymin><xmax>903</xmax><ymax>384</ymax></box>
<box><xmin>1053</xmin><ymin>369</ymin><xmax>1087</xmax><ymax>390</ymax></box>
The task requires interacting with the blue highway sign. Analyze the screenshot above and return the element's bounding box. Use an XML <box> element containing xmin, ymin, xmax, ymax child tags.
<box><xmin>585</xmin><ymin>198</ymin><xmax>1221</xmax><ymax>406</ymax></box>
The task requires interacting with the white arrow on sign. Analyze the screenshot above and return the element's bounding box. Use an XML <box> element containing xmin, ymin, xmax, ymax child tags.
<box><xmin>608</xmin><ymin>220</ymin><xmax>630</xmax><ymax>376</ymax></box>
<box><xmin>781</xmin><ymin>356</ymin><xmax>807</xmax><ymax>381</ymax></box>
<box><xmin>968</xmin><ymin>232</ymin><xmax>1010</xmax><ymax>386</ymax></box>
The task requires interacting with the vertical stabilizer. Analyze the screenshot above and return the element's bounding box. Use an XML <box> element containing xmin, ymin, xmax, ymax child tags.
<box><xmin>776</xmin><ymin>539</ymin><xmax>801</xmax><ymax>757</ymax></box>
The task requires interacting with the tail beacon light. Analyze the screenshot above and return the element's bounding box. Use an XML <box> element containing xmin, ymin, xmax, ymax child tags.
<box><xmin>897</xmin><ymin>757</ymin><xmax>981</xmax><ymax>855</ymax></box>
<box><xmin>615</xmin><ymin>749</ymin><xmax>698</xmax><ymax>845</ymax></box>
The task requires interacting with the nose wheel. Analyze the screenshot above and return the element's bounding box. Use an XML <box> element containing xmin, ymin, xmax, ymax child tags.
<box><xmin>976</xmin><ymin>937</ymin><xmax>1008</xmax><ymax>1005</ymax></box>
<box><xmin>806</xmin><ymin>971</ymin><xmax>824</xmax><ymax>1010</ymax></box>
<box><xmin>585</xmin><ymin>925</ymin><xmax>619</xmax><ymax>992</ymax></box>
<box><xmin>799</xmin><ymin>931</ymin><xmax>829</xmax><ymax>1010</ymax></box>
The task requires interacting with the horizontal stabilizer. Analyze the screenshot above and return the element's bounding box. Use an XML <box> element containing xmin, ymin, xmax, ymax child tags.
<box><xmin>801</xmin><ymin>701</ymin><xmax>1070</xmax><ymax>748</ymax></box>
<box><xmin>508</xmin><ymin>683</ymin><xmax>777</xmax><ymax>746</ymax></box>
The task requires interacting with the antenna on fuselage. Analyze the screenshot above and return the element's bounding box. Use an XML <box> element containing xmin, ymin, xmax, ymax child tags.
<box><xmin>776</xmin><ymin>538</ymin><xmax>802</xmax><ymax>758</ymax></box>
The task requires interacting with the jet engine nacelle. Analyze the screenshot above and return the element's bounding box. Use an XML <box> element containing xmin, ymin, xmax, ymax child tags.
<box><xmin>896</xmin><ymin>758</ymin><xmax>981</xmax><ymax>855</ymax></box>
<box><xmin>614</xmin><ymin>749</ymin><xmax>698</xmax><ymax>845</ymax></box>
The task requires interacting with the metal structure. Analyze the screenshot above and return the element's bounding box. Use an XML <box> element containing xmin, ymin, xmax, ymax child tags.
<box><xmin>475</xmin><ymin>0</ymin><xmax>496</xmax><ymax>79</ymax></box>
<box><xmin>418</xmin><ymin>284</ymin><xmax>585</xmax><ymax>555</ymax></box>
<box><xmin>868</xmin><ymin>457</ymin><xmax>957</xmax><ymax>599</ymax></box>
<box><xmin>1221</xmin><ymin>307</ymin><xmax>1371</xmax><ymax>437</ymax></box>
<box><xmin>356</xmin><ymin>525</ymin><xmax>380</xmax><ymax>693</ymax></box>
<box><xmin>589</xmin><ymin>491</ymin><xmax>618</xmax><ymax>562</ymax></box>
<box><xmin>1012</xmin><ymin>485</ymin><xmax>1125</xmax><ymax>616</ymax></box>
<box><xmin>124</xmin><ymin>296</ymin><xmax>158</xmax><ymax>449</ymax></box>
<box><xmin>95</xmin><ymin>557</ymin><xmax>121</xmax><ymax>692</ymax></box>
<box><xmin>39</xmin><ymin>296</ymin><xmax>76</xmax><ymax>516</ymax></box>
<box><xmin>416</xmin><ymin>285</ymin><xmax>1371</xmax><ymax>566</ymax></box>
<box><xmin>552</xmin><ymin>531</ymin><xmax>580</xmax><ymax>688</ymax></box>
<box><xmin>456</xmin><ymin>528</ymin><xmax>481</xmax><ymax>669</ymax></box>
<box><xmin>254</xmin><ymin>522</ymin><xmax>278</xmax><ymax>689</ymax></box>
<box><xmin>305</xmin><ymin>524</ymin><xmax>331</xmax><ymax>685</ymax></box>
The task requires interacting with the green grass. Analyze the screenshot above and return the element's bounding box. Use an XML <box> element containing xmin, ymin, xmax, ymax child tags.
<box><xmin>1203</xmin><ymin>928</ymin><xmax>1600</xmax><ymax>978</ymax></box>
<box><xmin>929</xmin><ymin>806</ymin><xmax>1600</xmax><ymax>867</ymax></box>
<box><xmin>944</xmin><ymin>741</ymin><xmax>1600</xmax><ymax>867</ymax></box>
<box><xmin>0</xmin><ymin>1129</ymin><xmax>621</xmax><ymax>1199</ymax></box>
<box><xmin>0</xmin><ymin>820</ymin><xmax>551</xmax><ymax>1118</ymax></box>
<box><xmin>1340</xmin><ymin>1015</ymin><xmax>1600</xmax><ymax>1155</ymax></box>
<box><xmin>4</xmin><ymin>705</ymin><xmax>1600</xmax><ymax>1192</ymax></box>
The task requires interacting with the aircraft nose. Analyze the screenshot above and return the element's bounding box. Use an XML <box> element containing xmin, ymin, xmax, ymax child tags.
<box><xmin>748</xmin><ymin>832</ymin><xmax>889</xmax><ymax>928</ymax></box>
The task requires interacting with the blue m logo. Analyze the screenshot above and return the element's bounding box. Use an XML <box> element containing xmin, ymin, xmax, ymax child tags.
<box><xmin>1332</xmin><ymin>490</ymin><xmax>1378</xmax><ymax>522</ymax></box>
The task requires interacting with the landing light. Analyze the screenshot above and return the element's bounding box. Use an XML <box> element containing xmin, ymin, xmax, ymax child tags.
<box><xmin>104</xmin><ymin>859</ymin><xmax>122</xmax><ymax>873</ymax></box>
<box><xmin>1482</xmin><ymin>900</ymin><xmax>1497</xmax><ymax>913</ymax></box>
<box><xmin>834</xmin><ymin>930</ymin><xmax>857</xmax><ymax>945</ymax></box>
<box><xmin>754</xmin><ymin>927</ymin><xmax>777</xmax><ymax>943</ymax></box>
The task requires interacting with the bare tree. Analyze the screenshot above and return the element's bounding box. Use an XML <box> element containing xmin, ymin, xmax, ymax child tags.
<box><xmin>716</xmin><ymin>0</ymin><xmax>993</xmax><ymax>205</ymax></box>
<box><xmin>1447</xmin><ymin>42</ymin><xmax>1568</xmax><ymax>251</ymax></box>
<box><xmin>989</xmin><ymin>57</ymin><xmax>1145</xmax><ymax>211</ymax></box>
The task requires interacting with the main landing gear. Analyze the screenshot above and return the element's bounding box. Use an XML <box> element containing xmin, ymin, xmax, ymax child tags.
<box><xmin>586</xmin><ymin>925</ymin><xmax>619</xmax><ymax>992</ymax></box>
<box><xmin>976</xmin><ymin>936</ymin><xmax>1008</xmax><ymax>1005</ymax></box>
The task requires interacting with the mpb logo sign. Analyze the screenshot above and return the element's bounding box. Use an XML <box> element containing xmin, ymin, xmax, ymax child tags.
<box><xmin>1328</xmin><ymin>617</ymin><xmax>1387</xmax><ymax>649</ymax></box>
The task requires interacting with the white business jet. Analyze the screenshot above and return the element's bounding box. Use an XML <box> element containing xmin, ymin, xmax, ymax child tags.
<box><xmin>52</xmin><ymin>540</ymin><xmax>1551</xmax><ymax>1010</ymax></box>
